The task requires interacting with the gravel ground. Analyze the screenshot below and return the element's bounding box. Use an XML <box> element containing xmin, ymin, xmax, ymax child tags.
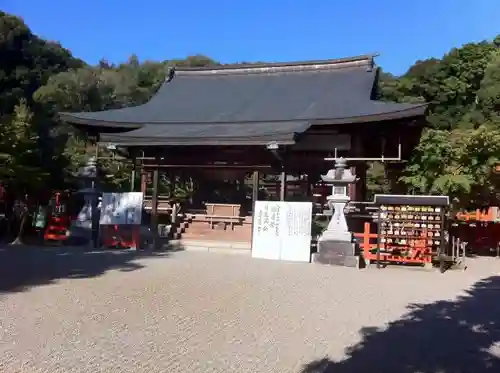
<box><xmin>1</xmin><ymin>251</ymin><xmax>499</xmax><ymax>373</ymax></box>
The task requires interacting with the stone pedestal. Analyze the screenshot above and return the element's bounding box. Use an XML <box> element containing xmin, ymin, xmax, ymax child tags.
<box><xmin>312</xmin><ymin>240</ymin><xmax>359</xmax><ymax>268</ymax></box>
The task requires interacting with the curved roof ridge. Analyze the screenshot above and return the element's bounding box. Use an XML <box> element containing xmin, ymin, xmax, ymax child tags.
<box><xmin>174</xmin><ymin>54</ymin><xmax>377</xmax><ymax>77</ymax></box>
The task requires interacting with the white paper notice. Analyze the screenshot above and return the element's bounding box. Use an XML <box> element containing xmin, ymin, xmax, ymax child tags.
<box><xmin>251</xmin><ymin>201</ymin><xmax>312</xmax><ymax>262</ymax></box>
<box><xmin>100</xmin><ymin>192</ymin><xmax>144</xmax><ymax>225</ymax></box>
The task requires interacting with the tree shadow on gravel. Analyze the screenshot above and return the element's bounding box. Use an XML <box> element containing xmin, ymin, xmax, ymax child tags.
<box><xmin>301</xmin><ymin>275</ymin><xmax>500</xmax><ymax>373</ymax></box>
<box><xmin>0</xmin><ymin>245</ymin><xmax>169</xmax><ymax>293</ymax></box>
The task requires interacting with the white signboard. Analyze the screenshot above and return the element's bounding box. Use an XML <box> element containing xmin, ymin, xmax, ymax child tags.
<box><xmin>251</xmin><ymin>201</ymin><xmax>313</xmax><ymax>262</ymax></box>
<box><xmin>100</xmin><ymin>192</ymin><xmax>144</xmax><ymax>225</ymax></box>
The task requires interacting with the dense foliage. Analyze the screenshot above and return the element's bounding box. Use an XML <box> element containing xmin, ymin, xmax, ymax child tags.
<box><xmin>1</xmin><ymin>10</ymin><xmax>500</xmax><ymax>209</ymax></box>
<box><xmin>376</xmin><ymin>37</ymin><xmax>500</xmax><ymax>208</ymax></box>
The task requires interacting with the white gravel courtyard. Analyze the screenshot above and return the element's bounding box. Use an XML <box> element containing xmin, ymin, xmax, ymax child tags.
<box><xmin>1</xmin><ymin>249</ymin><xmax>500</xmax><ymax>373</ymax></box>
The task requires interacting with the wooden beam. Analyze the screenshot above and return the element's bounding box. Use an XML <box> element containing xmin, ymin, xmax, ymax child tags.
<box><xmin>142</xmin><ymin>164</ymin><xmax>272</xmax><ymax>169</ymax></box>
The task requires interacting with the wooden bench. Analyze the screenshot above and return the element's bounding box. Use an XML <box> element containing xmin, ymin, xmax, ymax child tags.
<box><xmin>205</xmin><ymin>203</ymin><xmax>243</xmax><ymax>230</ymax></box>
<box><xmin>143</xmin><ymin>198</ymin><xmax>173</xmax><ymax>213</ymax></box>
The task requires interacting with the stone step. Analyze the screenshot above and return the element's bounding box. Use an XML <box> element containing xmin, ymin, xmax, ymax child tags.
<box><xmin>186</xmin><ymin>224</ymin><xmax>251</xmax><ymax>232</ymax></box>
<box><xmin>182</xmin><ymin>230</ymin><xmax>251</xmax><ymax>239</ymax></box>
<box><xmin>176</xmin><ymin>214</ymin><xmax>253</xmax><ymax>242</ymax></box>
<box><xmin>182</xmin><ymin>230</ymin><xmax>251</xmax><ymax>240</ymax></box>
<box><xmin>187</xmin><ymin>215</ymin><xmax>253</xmax><ymax>223</ymax></box>
<box><xmin>167</xmin><ymin>239</ymin><xmax>251</xmax><ymax>254</ymax></box>
<box><xmin>171</xmin><ymin>232</ymin><xmax>182</xmax><ymax>240</ymax></box>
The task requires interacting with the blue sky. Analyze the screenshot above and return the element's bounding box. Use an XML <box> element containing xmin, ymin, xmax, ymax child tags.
<box><xmin>4</xmin><ymin>0</ymin><xmax>499</xmax><ymax>75</ymax></box>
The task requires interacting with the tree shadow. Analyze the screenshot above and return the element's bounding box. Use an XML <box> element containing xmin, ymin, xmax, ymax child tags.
<box><xmin>301</xmin><ymin>275</ymin><xmax>500</xmax><ymax>373</ymax></box>
<box><xmin>0</xmin><ymin>245</ymin><xmax>169</xmax><ymax>293</ymax></box>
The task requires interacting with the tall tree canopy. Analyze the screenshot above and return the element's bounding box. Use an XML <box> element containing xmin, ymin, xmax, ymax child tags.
<box><xmin>377</xmin><ymin>37</ymin><xmax>500</xmax><ymax>208</ymax></box>
<box><xmin>1</xmin><ymin>11</ymin><xmax>218</xmax><ymax>194</ymax></box>
<box><xmin>0</xmin><ymin>11</ymin><xmax>85</xmax><ymax>193</ymax></box>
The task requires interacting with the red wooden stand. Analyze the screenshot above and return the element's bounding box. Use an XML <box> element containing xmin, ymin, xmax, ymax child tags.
<box><xmin>44</xmin><ymin>216</ymin><xmax>70</xmax><ymax>242</ymax></box>
<box><xmin>100</xmin><ymin>224</ymin><xmax>141</xmax><ymax>249</ymax></box>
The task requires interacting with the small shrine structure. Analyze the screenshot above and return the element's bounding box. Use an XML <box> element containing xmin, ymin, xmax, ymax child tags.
<box><xmin>60</xmin><ymin>54</ymin><xmax>427</xmax><ymax>251</ymax></box>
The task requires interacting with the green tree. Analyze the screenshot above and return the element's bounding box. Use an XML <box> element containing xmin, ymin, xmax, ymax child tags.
<box><xmin>0</xmin><ymin>100</ymin><xmax>49</xmax><ymax>244</ymax></box>
<box><xmin>34</xmin><ymin>61</ymin><xmax>168</xmax><ymax>191</ymax></box>
<box><xmin>0</xmin><ymin>99</ymin><xmax>47</xmax><ymax>190</ymax></box>
<box><xmin>379</xmin><ymin>40</ymin><xmax>498</xmax><ymax>129</ymax></box>
<box><xmin>0</xmin><ymin>11</ymin><xmax>84</xmax><ymax>116</ymax></box>
<box><xmin>34</xmin><ymin>53</ymin><xmax>218</xmax><ymax>192</ymax></box>
<box><xmin>0</xmin><ymin>11</ymin><xmax>85</xmax><ymax>195</ymax></box>
<box><xmin>400</xmin><ymin>125</ymin><xmax>500</xmax><ymax>209</ymax></box>
<box><xmin>475</xmin><ymin>51</ymin><xmax>500</xmax><ymax>123</ymax></box>
<box><xmin>375</xmin><ymin>36</ymin><xmax>500</xmax><ymax>206</ymax></box>
<box><xmin>366</xmin><ymin>162</ymin><xmax>391</xmax><ymax>200</ymax></box>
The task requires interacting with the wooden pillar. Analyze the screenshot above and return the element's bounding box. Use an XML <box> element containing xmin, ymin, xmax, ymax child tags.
<box><xmin>237</xmin><ymin>173</ymin><xmax>246</xmax><ymax>205</ymax></box>
<box><xmin>355</xmin><ymin>162</ymin><xmax>368</xmax><ymax>201</ymax></box>
<box><xmin>387</xmin><ymin>163</ymin><xmax>406</xmax><ymax>194</ymax></box>
<box><xmin>167</xmin><ymin>172</ymin><xmax>174</xmax><ymax>197</ymax></box>
<box><xmin>140</xmin><ymin>171</ymin><xmax>147</xmax><ymax>195</ymax></box>
<box><xmin>279</xmin><ymin>169</ymin><xmax>286</xmax><ymax>201</ymax></box>
<box><xmin>91</xmin><ymin>141</ymin><xmax>99</xmax><ymax>248</ymax></box>
<box><xmin>252</xmin><ymin>170</ymin><xmax>259</xmax><ymax>207</ymax></box>
<box><xmin>168</xmin><ymin>172</ymin><xmax>177</xmax><ymax>224</ymax></box>
<box><xmin>130</xmin><ymin>164</ymin><xmax>136</xmax><ymax>192</ymax></box>
<box><xmin>151</xmin><ymin>167</ymin><xmax>159</xmax><ymax>250</ymax></box>
<box><xmin>348</xmin><ymin>174</ymin><xmax>357</xmax><ymax>201</ymax></box>
<box><xmin>306</xmin><ymin>174</ymin><xmax>312</xmax><ymax>198</ymax></box>
<box><xmin>349</xmin><ymin>134</ymin><xmax>366</xmax><ymax>201</ymax></box>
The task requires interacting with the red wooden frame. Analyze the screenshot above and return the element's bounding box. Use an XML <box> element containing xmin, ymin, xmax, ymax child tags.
<box><xmin>355</xmin><ymin>222</ymin><xmax>433</xmax><ymax>265</ymax></box>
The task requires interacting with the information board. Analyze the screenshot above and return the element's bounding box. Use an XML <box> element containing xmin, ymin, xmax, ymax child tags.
<box><xmin>100</xmin><ymin>192</ymin><xmax>144</xmax><ymax>225</ymax></box>
<box><xmin>251</xmin><ymin>201</ymin><xmax>313</xmax><ymax>262</ymax></box>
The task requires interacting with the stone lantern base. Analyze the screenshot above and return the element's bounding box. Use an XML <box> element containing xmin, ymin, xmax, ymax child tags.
<box><xmin>312</xmin><ymin>239</ymin><xmax>360</xmax><ymax>268</ymax></box>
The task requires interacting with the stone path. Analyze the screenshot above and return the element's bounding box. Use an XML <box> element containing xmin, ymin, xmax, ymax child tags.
<box><xmin>1</xmin><ymin>251</ymin><xmax>499</xmax><ymax>372</ymax></box>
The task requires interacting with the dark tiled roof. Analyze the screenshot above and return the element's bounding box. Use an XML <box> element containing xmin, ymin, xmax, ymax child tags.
<box><xmin>60</xmin><ymin>55</ymin><xmax>427</xmax><ymax>145</ymax></box>
<box><xmin>100</xmin><ymin>121</ymin><xmax>311</xmax><ymax>146</ymax></box>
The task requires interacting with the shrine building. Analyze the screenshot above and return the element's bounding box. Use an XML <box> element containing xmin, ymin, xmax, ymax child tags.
<box><xmin>60</xmin><ymin>54</ymin><xmax>427</xmax><ymax>251</ymax></box>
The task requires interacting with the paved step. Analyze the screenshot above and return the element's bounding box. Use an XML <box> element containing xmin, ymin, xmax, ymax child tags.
<box><xmin>167</xmin><ymin>239</ymin><xmax>251</xmax><ymax>255</ymax></box>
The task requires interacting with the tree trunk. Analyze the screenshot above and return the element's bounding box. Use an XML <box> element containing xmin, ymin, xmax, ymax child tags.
<box><xmin>10</xmin><ymin>211</ymin><xmax>28</xmax><ymax>245</ymax></box>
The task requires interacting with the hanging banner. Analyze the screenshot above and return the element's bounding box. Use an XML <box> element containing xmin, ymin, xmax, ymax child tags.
<box><xmin>251</xmin><ymin>201</ymin><xmax>313</xmax><ymax>262</ymax></box>
<box><xmin>100</xmin><ymin>192</ymin><xmax>144</xmax><ymax>225</ymax></box>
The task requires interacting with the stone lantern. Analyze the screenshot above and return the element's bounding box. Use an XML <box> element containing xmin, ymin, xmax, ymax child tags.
<box><xmin>68</xmin><ymin>156</ymin><xmax>101</xmax><ymax>247</ymax></box>
<box><xmin>312</xmin><ymin>158</ymin><xmax>359</xmax><ymax>268</ymax></box>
